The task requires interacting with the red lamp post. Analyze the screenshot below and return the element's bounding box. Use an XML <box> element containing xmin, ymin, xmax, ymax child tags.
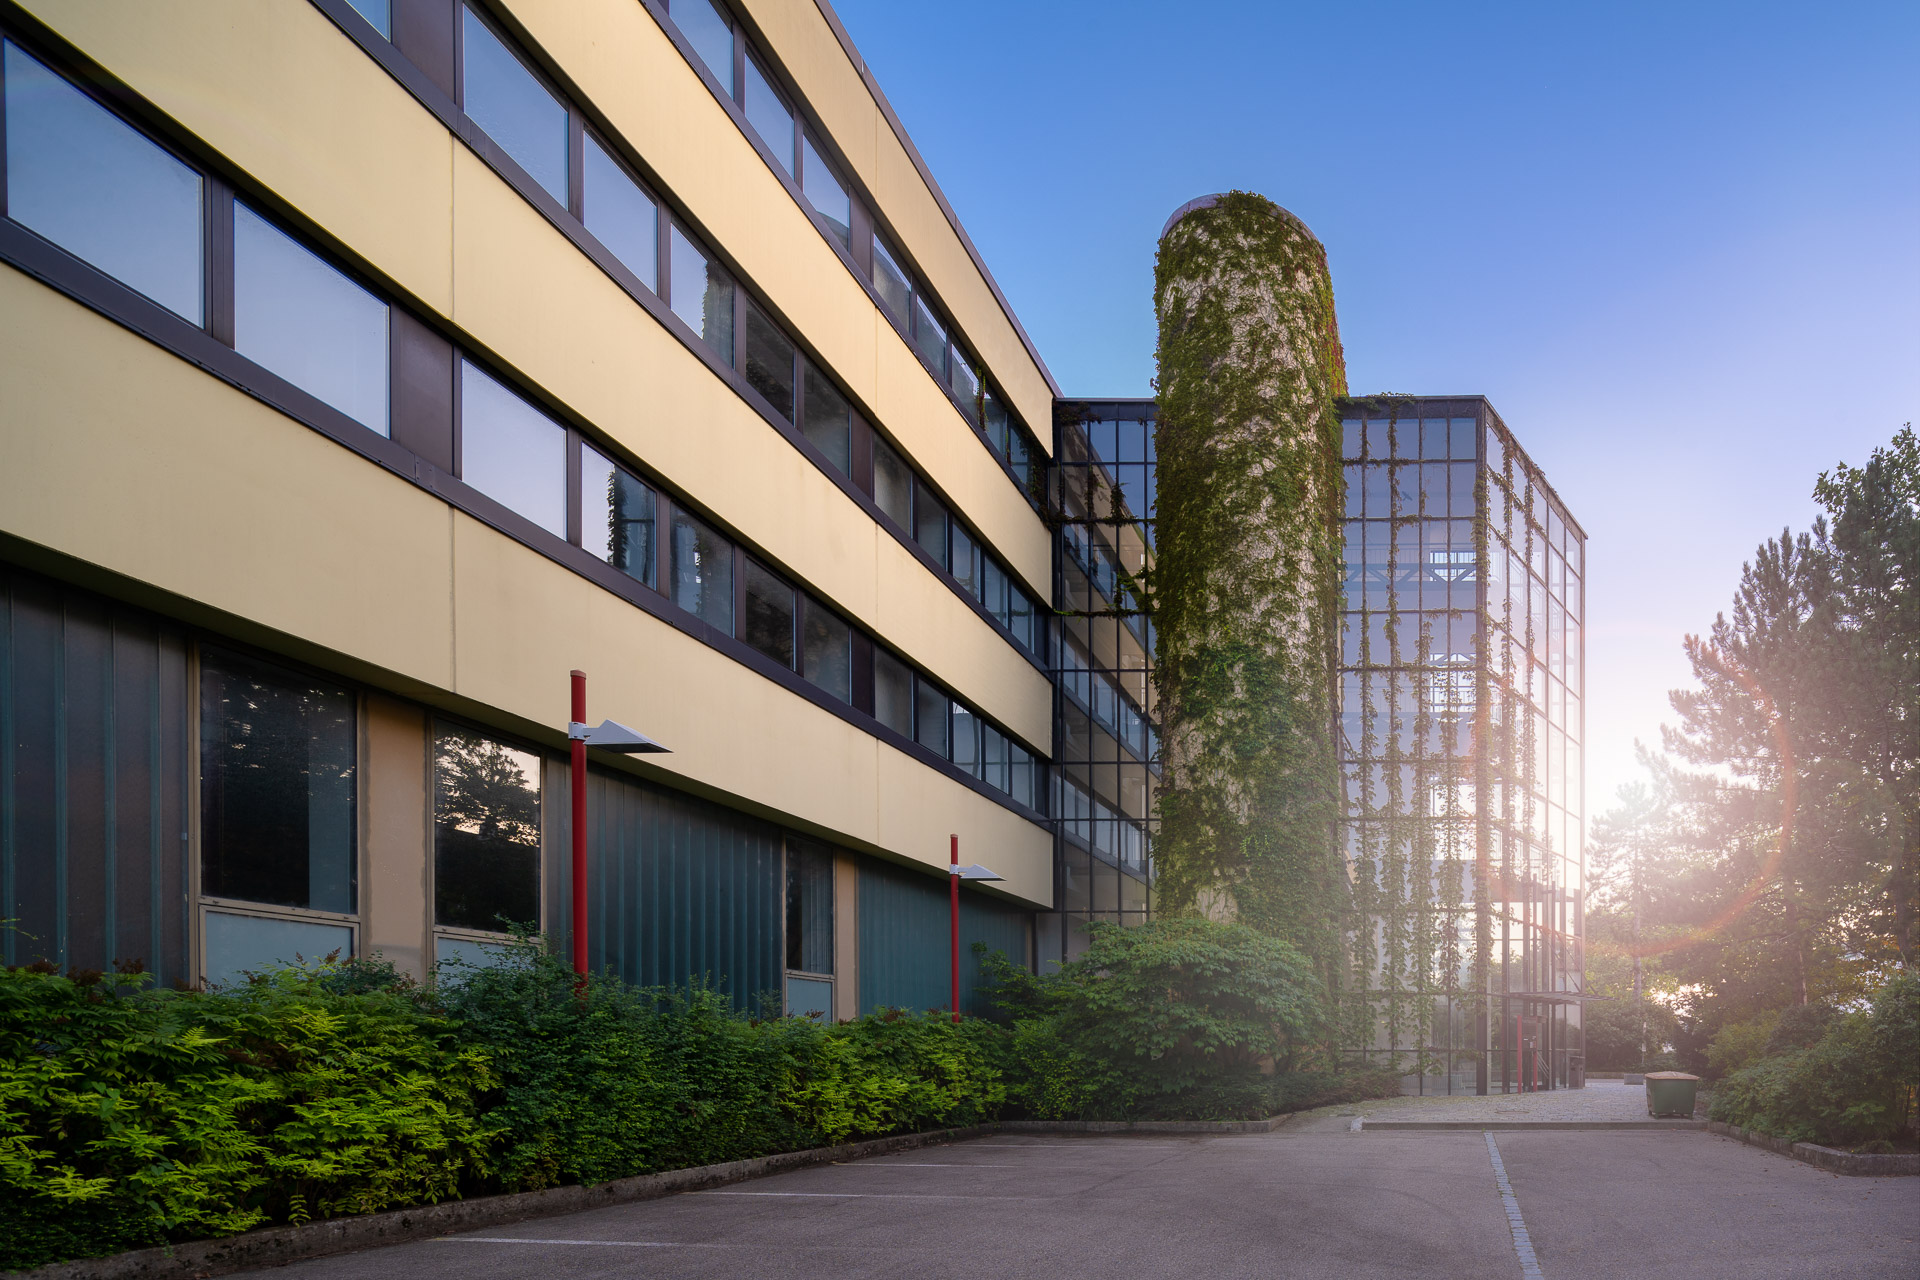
<box><xmin>946</xmin><ymin>834</ymin><xmax>1003</xmax><ymax>1024</ymax></box>
<box><xmin>565</xmin><ymin>669</ymin><xmax>669</xmax><ymax>987</ymax></box>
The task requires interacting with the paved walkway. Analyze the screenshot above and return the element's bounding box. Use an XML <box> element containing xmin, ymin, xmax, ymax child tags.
<box><xmin>1290</xmin><ymin>1077</ymin><xmax>1684</xmax><ymax>1131</ymax></box>
<box><xmin>238</xmin><ymin>1116</ymin><xmax>1919</xmax><ymax>1280</ymax></box>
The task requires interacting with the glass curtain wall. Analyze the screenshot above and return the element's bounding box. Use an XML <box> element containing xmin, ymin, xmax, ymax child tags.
<box><xmin>1339</xmin><ymin>397</ymin><xmax>1584</xmax><ymax>1094</ymax></box>
<box><xmin>1046</xmin><ymin>402</ymin><xmax>1159</xmax><ymax>968</ymax></box>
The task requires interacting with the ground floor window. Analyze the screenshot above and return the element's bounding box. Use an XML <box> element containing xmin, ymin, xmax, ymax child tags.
<box><xmin>785</xmin><ymin>839</ymin><xmax>833</xmax><ymax>1017</ymax></box>
<box><xmin>433</xmin><ymin>722</ymin><xmax>542</xmax><ymax>941</ymax></box>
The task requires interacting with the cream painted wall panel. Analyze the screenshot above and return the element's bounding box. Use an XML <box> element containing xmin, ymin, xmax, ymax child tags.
<box><xmin>503</xmin><ymin>0</ymin><xmax>878</xmax><ymax>409</ymax></box>
<box><xmin>22</xmin><ymin>0</ymin><xmax>456</xmax><ymax>314</ymax></box>
<box><xmin>0</xmin><ymin>268</ymin><xmax>457</xmax><ymax>686</ymax></box>
<box><xmin>448</xmin><ymin>148</ymin><xmax>1044</xmax><ymax>739</ymax></box>
<box><xmin>362</xmin><ymin>695</ymin><xmax>431</xmax><ymax>980</ymax></box>
<box><xmin>873</xmin><ymin>747</ymin><xmax>1052</xmax><ymax>909</ymax></box>
<box><xmin>735</xmin><ymin>0</ymin><xmax>1055</xmax><ymax>439</ymax></box>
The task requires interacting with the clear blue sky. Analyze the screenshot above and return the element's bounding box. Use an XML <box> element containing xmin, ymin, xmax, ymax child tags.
<box><xmin>831</xmin><ymin>0</ymin><xmax>1920</xmax><ymax>818</ymax></box>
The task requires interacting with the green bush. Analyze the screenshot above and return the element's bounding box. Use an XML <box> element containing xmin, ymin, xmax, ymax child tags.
<box><xmin>1709</xmin><ymin>976</ymin><xmax>1919</xmax><ymax>1147</ymax></box>
<box><xmin>1705</xmin><ymin>1012</ymin><xmax>1780</xmax><ymax>1079</ymax></box>
<box><xmin>0</xmin><ymin>959</ymin><xmax>494</xmax><ymax>1271</ymax></box>
<box><xmin>1268</xmin><ymin>1067</ymin><xmax>1403</xmax><ymax>1114</ymax></box>
<box><xmin>978</xmin><ymin>919</ymin><xmax>1325</xmax><ymax>1120</ymax></box>
<box><xmin>1581</xmin><ymin>996</ymin><xmax>1682</xmax><ymax>1071</ymax></box>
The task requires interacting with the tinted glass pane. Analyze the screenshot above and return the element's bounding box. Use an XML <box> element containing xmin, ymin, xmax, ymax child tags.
<box><xmin>873</xmin><ymin>437</ymin><xmax>912</xmax><ymax>527</ymax></box>
<box><xmin>581</xmin><ymin>444</ymin><xmax>656</xmax><ymax>587</ymax></box>
<box><xmin>871</xmin><ymin>235</ymin><xmax>910</xmax><ymax>319</ymax></box>
<box><xmin>914</xmin><ymin>679</ymin><xmax>949</xmax><ymax>757</ymax></box>
<box><xmin>1450</xmin><ymin>417</ymin><xmax>1477</xmax><ymax>460</ymax></box>
<box><xmin>800</xmin><ymin>360</ymin><xmax>851</xmax><ymax>473</ymax></box>
<box><xmin>433</xmin><ymin>724</ymin><xmax>540</xmax><ymax>932</ymax></box>
<box><xmin>801</xmin><ymin>597</ymin><xmax>852</xmax><ymax>703</ymax></box>
<box><xmin>204</xmin><ymin>911</ymin><xmax>353</xmax><ymax>986</ymax></box>
<box><xmin>910</xmin><ymin>296</ymin><xmax>946</xmax><ymax>375</ymax></box>
<box><xmin>676</xmin><ymin>0</ymin><xmax>734</xmax><ymax>97</ymax></box>
<box><xmin>800</xmin><ymin>136</ymin><xmax>850</xmax><ymax>245</ymax></box>
<box><xmin>786</xmin><ymin>841</ymin><xmax>833</xmax><ymax>974</ymax></box>
<box><xmin>949</xmin><ymin>346</ymin><xmax>980</xmax><ymax>421</ymax></box>
<box><xmin>200</xmin><ymin>650</ymin><xmax>355</xmax><ymax>914</ymax></box>
<box><xmin>1009</xmin><ymin>744</ymin><xmax>1034</xmax><ymax>808</ymax></box>
<box><xmin>983</xmin><ymin>392</ymin><xmax>1010</xmax><ymax>457</ymax></box>
<box><xmin>460</xmin><ymin>361</ymin><xmax>567</xmax><ymax>537</ymax></box>
<box><xmin>743</xmin><ymin>304</ymin><xmax>795</xmax><ymax>420</ymax></box>
<box><xmin>671</xmin><ymin>507</ymin><xmax>734</xmax><ymax>633</ymax></box>
<box><xmin>346</xmin><ymin>0</ymin><xmax>391</xmax><ymax>36</ymax></box>
<box><xmin>4</xmin><ymin>43</ymin><xmax>202</xmax><ymax>322</ymax></box>
<box><xmin>873</xmin><ymin>648</ymin><xmax>913</xmax><ymax>736</ymax></box>
<box><xmin>669</xmin><ymin>224</ymin><xmax>734</xmax><ymax>361</ymax></box>
<box><xmin>950</xmin><ymin>522</ymin><xmax>978</xmax><ymax>598</ymax></box>
<box><xmin>583</xmin><ymin>134</ymin><xmax>657</xmax><ymax>291</ymax></box>
<box><xmin>743</xmin><ymin>53</ymin><xmax>793</xmax><ymax>173</ymax></box>
<box><xmin>234</xmin><ymin>204</ymin><xmax>389</xmax><ymax>434</ymax></box>
<box><xmin>461</xmin><ymin>8</ymin><xmax>567</xmax><ymax>202</ymax></box>
<box><xmin>914</xmin><ymin>487</ymin><xmax>948</xmax><ymax>567</ymax></box>
<box><xmin>743</xmin><ymin>559</ymin><xmax>795</xmax><ymax>668</ymax></box>
<box><xmin>951</xmin><ymin>704</ymin><xmax>980</xmax><ymax>778</ymax></box>
<box><xmin>1421</xmin><ymin>419</ymin><xmax>1449</xmax><ymax>459</ymax></box>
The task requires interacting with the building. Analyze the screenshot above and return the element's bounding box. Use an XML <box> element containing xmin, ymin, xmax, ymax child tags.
<box><xmin>0</xmin><ymin>0</ymin><xmax>1054</xmax><ymax>1014</ymax></box>
<box><xmin>1338</xmin><ymin>397</ymin><xmax>1587</xmax><ymax>1092</ymax></box>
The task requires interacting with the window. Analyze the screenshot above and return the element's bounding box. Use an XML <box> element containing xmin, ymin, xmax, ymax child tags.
<box><xmin>675</xmin><ymin>0</ymin><xmax>735</xmax><ymax>98</ymax></box>
<box><xmin>873</xmin><ymin>438</ymin><xmax>912</xmax><ymax>528</ymax></box>
<box><xmin>915</xmin><ymin>678</ymin><xmax>949</xmax><ymax>757</ymax></box>
<box><xmin>950</xmin><ymin>523</ymin><xmax>978</xmax><ymax>598</ymax></box>
<box><xmin>743</xmin><ymin>559</ymin><xmax>795</xmax><ymax>667</ymax></box>
<box><xmin>345</xmin><ymin>0</ymin><xmax>391</xmax><ymax>36</ymax></box>
<box><xmin>459</xmin><ymin>361</ymin><xmax>567</xmax><ymax>537</ymax></box>
<box><xmin>914</xmin><ymin>488</ymin><xmax>948</xmax><ymax>568</ymax></box>
<box><xmin>3</xmin><ymin>42</ymin><xmax>202</xmax><ymax>323</ymax></box>
<box><xmin>742</xmin><ymin>53</ymin><xmax>793</xmax><ymax>174</ymax></box>
<box><xmin>200</xmin><ymin>649</ymin><xmax>356</xmax><ymax>914</ymax></box>
<box><xmin>801</xmin><ymin>597</ymin><xmax>852</xmax><ymax>703</ymax></box>
<box><xmin>800</xmin><ymin>136</ymin><xmax>850</xmax><ymax>246</ymax></box>
<box><xmin>983</xmin><ymin>393</ymin><xmax>1010</xmax><ymax>458</ymax></box>
<box><xmin>871</xmin><ymin>234</ymin><xmax>910</xmax><ymax>319</ymax></box>
<box><xmin>874</xmin><ymin>648</ymin><xmax>912</xmax><ymax>736</ymax></box>
<box><xmin>581</xmin><ymin>445</ymin><xmax>656</xmax><ymax>587</ymax></box>
<box><xmin>910</xmin><ymin>296</ymin><xmax>946</xmax><ymax>377</ymax></box>
<box><xmin>949</xmin><ymin>345</ymin><xmax>980</xmax><ymax>422</ymax></box>
<box><xmin>800</xmin><ymin>360</ymin><xmax>851</xmax><ymax>473</ymax></box>
<box><xmin>671</xmin><ymin>506</ymin><xmax>734</xmax><ymax>633</ymax></box>
<box><xmin>951</xmin><ymin>704</ymin><xmax>979</xmax><ymax>778</ymax></box>
<box><xmin>233</xmin><ymin>203</ymin><xmax>389</xmax><ymax>435</ymax></box>
<box><xmin>582</xmin><ymin>134</ymin><xmax>657</xmax><ymax>291</ymax></box>
<box><xmin>786</xmin><ymin>840</ymin><xmax>832</xmax><ymax>974</ymax></box>
<box><xmin>460</xmin><ymin>7</ymin><xmax>567</xmax><ymax>203</ymax></box>
<box><xmin>742</xmin><ymin>303</ymin><xmax>794</xmax><ymax>420</ymax></box>
<box><xmin>669</xmin><ymin>224</ymin><xmax>733</xmax><ymax>361</ymax></box>
<box><xmin>434</xmin><ymin>723</ymin><xmax>541</xmax><ymax>934</ymax></box>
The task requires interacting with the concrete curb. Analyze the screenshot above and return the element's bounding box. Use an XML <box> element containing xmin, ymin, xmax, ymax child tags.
<box><xmin>3</xmin><ymin>1125</ymin><xmax>997</xmax><ymax>1280</ymax></box>
<box><xmin>1706</xmin><ymin>1120</ymin><xmax>1920</xmax><ymax>1177</ymax></box>
<box><xmin>1360</xmin><ymin>1120</ymin><xmax>1705</xmax><ymax>1132</ymax></box>
<box><xmin>1</xmin><ymin>1115</ymin><xmax>1295</xmax><ymax>1280</ymax></box>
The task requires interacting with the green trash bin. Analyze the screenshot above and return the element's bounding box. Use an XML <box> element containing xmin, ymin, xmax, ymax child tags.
<box><xmin>1645</xmin><ymin>1071</ymin><xmax>1700</xmax><ymax>1118</ymax></box>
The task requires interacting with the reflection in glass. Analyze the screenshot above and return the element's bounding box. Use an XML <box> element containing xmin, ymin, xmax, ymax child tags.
<box><xmin>671</xmin><ymin>507</ymin><xmax>734</xmax><ymax>633</ymax></box>
<box><xmin>433</xmin><ymin>724</ymin><xmax>540</xmax><ymax>933</ymax></box>
<box><xmin>949</xmin><ymin>346</ymin><xmax>980</xmax><ymax>421</ymax></box>
<box><xmin>983</xmin><ymin>393</ymin><xmax>1011</xmax><ymax>458</ymax></box>
<box><xmin>910</xmin><ymin>295</ymin><xmax>947</xmax><ymax>375</ymax></box>
<box><xmin>583</xmin><ymin>135</ymin><xmax>657</xmax><ymax>291</ymax></box>
<box><xmin>800</xmin><ymin>136</ymin><xmax>850</xmax><ymax>245</ymax></box>
<box><xmin>459</xmin><ymin>361</ymin><xmax>567</xmax><ymax>537</ymax></box>
<box><xmin>800</xmin><ymin>361</ymin><xmax>851</xmax><ymax>472</ymax></box>
<box><xmin>581</xmin><ymin>445</ymin><xmax>656</xmax><ymax>587</ymax></box>
<box><xmin>345</xmin><ymin>0</ymin><xmax>391</xmax><ymax>36</ymax></box>
<box><xmin>801</xmin><ymin>597</ymin><xmax>852</xmax><ymax>702</ymax></box>
<box><xmin>234</xmin><ymin>204</ymin><xmax>389</xmax><ymax>434</ymax></box>
<box><xmin>871</xmin><ymin>235</ymin><xmax>910</xmax><ymax>319</ymax></box>
<box><xmin>743</xmin><ymin>559</ymin><xmax>795</xmax><ymax>668</ymax></box>
<box><xmin>461</xmin><ymin>7</ymin><xmax>567</xmax><ymax>202</ymax></box>
<box><xmin>914</xmin><ymin>678</ymin><xmax>949</xmax><ymax>757</ymax></box>
<box><xmin>3</xmin><ymin>42</ymin><xmax>203</xmax><ymax>322</ymax></box>
<box><xmin>200</xmin><ymin>650</ymin><xmax>356</xmax><ymax>913</ymax></box>
<box><xmin>786</xmin><ymin>840</ymin><xmax>833</xmax><ymax>974</ymax></box>
<box><xmin>743</xmin><ymin>53</ymin><xmax>793</xmax><ymax>173</ymax></box>
<box><xmin>669</xmin><ymin>224</ymin><xmax>734</xmax><ymax>362</ymax></box>
<box><xmin>743</xmin><ymin>304</ymin><xmax>795</xmax><ymax>420</ymax></box>
<box><xmin>873</xmin><ymin>437</ymin><xmax>912</xmax><ymax>527</ymax></box>
<box><xmin>873</xmin><ymin>647</ymin><xmax>913</xmax><ymax>736</ymax></box>
<box><xmin>914</xmin><ymin>488</ymin><xmax>948</xmax><ymax>567</ymax></box>
<box><xmin>676</xmin><ymin>0</ymin><xmax>734</xmax><ymax>97</ymax></box>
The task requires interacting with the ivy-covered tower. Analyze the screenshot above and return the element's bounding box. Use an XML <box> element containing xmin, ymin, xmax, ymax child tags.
<box><xmin>1150</xmin><ymin>192</ymin><xmax>1347</xmax><ymax>964</ymax></box>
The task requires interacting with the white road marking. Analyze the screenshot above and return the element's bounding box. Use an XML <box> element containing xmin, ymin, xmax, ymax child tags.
<box><xmin>698</xmin><ymin>1191</ymin><xmax>1032</xmax><ymax>1200</ymax></box>
<box><xmin>435</xmin><ymin>1238</ymin><xmax>713</xmax><ymax>1247</ymax></box>
<box><xmin>1484</xmin><ymin>1132</ymin><xmax>1545</xmax><ymax>1279</ymax></box>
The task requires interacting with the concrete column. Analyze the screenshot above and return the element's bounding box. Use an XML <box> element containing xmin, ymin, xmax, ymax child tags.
<box><xmin>361</xmin><ymin>694</ymin><xmax>431</xmax><ymax>980</ymax></box>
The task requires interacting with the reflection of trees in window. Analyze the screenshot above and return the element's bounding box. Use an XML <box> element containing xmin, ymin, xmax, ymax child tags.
<box><xmin>434</xmin><ymin>725</ymin><xmax>540</xmax><ymax>933</ymax></box>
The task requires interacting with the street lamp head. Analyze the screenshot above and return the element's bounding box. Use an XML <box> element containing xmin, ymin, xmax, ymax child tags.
<box><xmin>568</xmin><ymin>719</ymin><xmax>671</xmax><ymax>754</ymax></box>
<box><xmin>951</xmin><ymin>863</ymin><xmax>1003</xmax><ymax>882</ymax></box>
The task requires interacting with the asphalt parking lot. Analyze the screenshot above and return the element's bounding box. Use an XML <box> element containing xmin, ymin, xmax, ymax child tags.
<box><xmin>241</xmin><ymin>1128</ymin><xmax>1920</xmax><ymax>1280</ymax></box>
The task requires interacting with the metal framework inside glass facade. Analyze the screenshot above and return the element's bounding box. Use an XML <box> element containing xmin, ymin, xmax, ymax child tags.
<box><xmin>1042</xmin><ymin>401</ymin><xmax>1159</xmax><ymax>967</ymax></box>
<box><xmin>1340</xmin><ymin>397</ymin><xmax>1586</xmax><ymax>1093</ymax></box>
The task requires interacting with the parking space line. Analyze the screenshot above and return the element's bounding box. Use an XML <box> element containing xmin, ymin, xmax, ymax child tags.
<box><xmin>698</xmin><ymin>1191</ymin><xmax>1034</xmax><ymax>1200</ymax></box>
<box><xmin>435</xmin><ymin>1238</ymin><xmax>714</xmax><ymax>1248</ymax></box>
<box><xmin>1484</xmin><ymin>1132</ymin><xmax>1544</xmax><ymax>1279</ymax></box>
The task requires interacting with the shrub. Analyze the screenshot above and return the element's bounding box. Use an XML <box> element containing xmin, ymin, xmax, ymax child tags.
<box><xmin>1706</xmin><ymin>1012</ymin><xmax>1780</xmax><ymax>1080</ymax></box>
<box><xmin>1582</xmin><ymin>996</ymin><xmax>1681</xmax><ymax>1071</ymax></box>
<box><xmin>1267</xmin><ymin>1066</ymin><xmax>1403</xmax><ymax>1113</ymax></box>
